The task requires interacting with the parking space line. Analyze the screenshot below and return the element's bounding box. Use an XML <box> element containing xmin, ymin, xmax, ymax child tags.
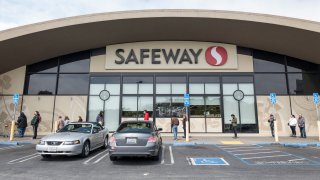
<box><xmin>8</xmin><ymin>153</ymin><xmax>39</xmax><ymax>164</ymax></box>
<box><xmin>18</xmin><ymin>155</ymin><xmax>41</xmax><ymax>163</ymax></box>
<box><xmin>228</xmin><ymin>148</ymin><xmax>270</xmax><ymax>153</ymax></box>
<box><xmin>161</xmin><ymin>145</ymin><xmax>165</xmax><ymax>164</ymax></box>
<box><xmin>234</xmin><ymin>151</ymin><xmax>281</xmax><ymax>156</ymax></box>
<box><xmin>93</xmin><ymin>152</ymin><xmax>109</xmax><ymax>164</ymax></box>
<box><xmin>0</xmin><ymin>145</ymin><xmax>24</xmax><ymax>151</ymax></box>
<box><xmin>222</xmin><ymin>146</ymin><xmax>263</xmax><ymax>150</ymax></box>
<box><xmin>83</xmin><ymin>149</ymin><xmax>108</xmax><ymax>165</ymax></box>
<box><xmin>288</xmin><ymin>158</ymin><xmax>305</xmax><ymax>162</ymax></box>
<box><xmin>242</xmin><ymin>154</ymin><xmax>290</xmax><ymax>160</ymax></box>
<box><xmin>168</xmin><ymin>146</ymin><xmax>174</xmax><ymax>165</ymax></box>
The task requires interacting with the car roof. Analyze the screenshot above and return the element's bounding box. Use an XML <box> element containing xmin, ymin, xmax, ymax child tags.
<box><xmin>68</xmin><ymin>122</ymin><xmax>99</xmax><ymax>125</ymax></box>
<box><xmin>120</xmin><ymin>120</ymin><xmax>154</xmax><ymax>124</ymax></box>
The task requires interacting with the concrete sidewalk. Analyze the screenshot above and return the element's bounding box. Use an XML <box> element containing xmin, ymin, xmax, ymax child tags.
<box><xmin>0</xmin><ymin>136</ymin><xmax>41</xmax><ymax>145</ymax></box>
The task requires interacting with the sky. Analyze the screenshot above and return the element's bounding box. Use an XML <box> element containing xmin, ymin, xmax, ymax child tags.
<box><xmin>0</xmin><ymin>0</ymin><xmax>320</xmax><ymax>31</ymax></box>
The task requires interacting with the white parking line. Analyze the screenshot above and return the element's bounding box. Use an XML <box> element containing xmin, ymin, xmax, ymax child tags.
<box><xmin>161</xmin><ymin>145</ymin><xmax>165</xmax><ymax>164</ymax></box>
<box><xmin>228</xmin><ymin>149</ymin><xmax>270</xmax><ymax>153</ymax></box>
<box><xmin>8</xmin><ymin>153</ymin><xmax>39</xmax><ymax>164</ymax></box>
<box><xmin>168</xmin><ymin>146</ymin><xmax>174</xmax><ymax>165</ymax></box>
<box><xmin>234</xmin><ymin>151</ymin><xmax>282</xmax><ymax>156</ymax></box>
<box><xmin>242</xmin><ymin>154</ymin><xmax>290</xmax><ymax>160</ymax></box>
<box><xmin>83</xmin><ymin>149</ymin><xmax>108</xmax><ymax>165</ymax></box>
<box><xmin>18</xmin><ymin>155</ymin><xmax>41</xmax><ymax>163</ymax></box>
<box><xmin>93</xmin><ymin>152</ymin><xmax>109</xmax><ymax>164</ymax></box>
<box><xmin>222</xmin><ymin>146</ymin><xmax>263</xmax><ymax>150</ymax></box>
<box><xmin>0</xmin><ymin>145</ymin><xmax>24</xmax><ymax>151</ymax></box>
<box><xmin>288</xmin><ymin>158</ymin><xmax>305</xmax><ymax>162</ymax></box>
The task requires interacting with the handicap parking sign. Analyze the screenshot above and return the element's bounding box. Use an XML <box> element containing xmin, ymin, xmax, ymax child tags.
<box><xmin>184</xmin><ymin>93</ymin><xmax>190</xmax><ymax>107</ymax></box>
<box><xmin>190</xmin><ymin>157</ymin><xmax>229</xmax><ymax>166</ymax></box>
<box><xmin>269</xmin><ymin>93</ymin><xmax>276</xmax><ymax>105</ymax></box>
<box><xmin>12</xmin><ymin>93</ymin><xmax>19</xmax><ymax>106</ymax></box>
<box><xmin>313</xmin><ymin>93</ymin><xmax>319</xmax><ymax>105</ymax></box>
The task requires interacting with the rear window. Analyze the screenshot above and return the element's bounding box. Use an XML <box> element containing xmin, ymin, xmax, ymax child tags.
<box><xmin>117</xmin><ymin>122</ymin><xmax>153</xmax><ymax>133</ymax></box>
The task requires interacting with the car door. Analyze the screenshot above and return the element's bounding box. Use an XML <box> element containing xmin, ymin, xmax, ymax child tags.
<box><xmin>91</xmin><ymin>126</ymin><xmax>101</xmax><ymax>148</ymax></box>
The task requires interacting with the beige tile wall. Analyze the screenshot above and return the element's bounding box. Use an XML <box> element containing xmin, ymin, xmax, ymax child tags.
<box><xmin>54</xmin><ymin>96</ymin><xmax>88</xmax><ymax>124</ymax></box>
<box><xmin>0</xmin><ymin>96</ymin><xmax>22</xmax><ymax>136</ymax></box>
<box><xmin>0</xmin><ymin>66</ymin><xmax>26</xmax><ymax>95</ymax></box>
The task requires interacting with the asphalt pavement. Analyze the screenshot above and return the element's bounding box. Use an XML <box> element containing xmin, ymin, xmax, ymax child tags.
<box><xmin>0</xmin><ymin>142</ymin><xmax>320</xmax><ymax>180</ymax></box>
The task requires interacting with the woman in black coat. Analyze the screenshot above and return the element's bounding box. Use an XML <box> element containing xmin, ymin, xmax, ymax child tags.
<box><xmin>17</xmin><ymin>112</ymin><xmax>27</xmax><ymax>137</ymax></box>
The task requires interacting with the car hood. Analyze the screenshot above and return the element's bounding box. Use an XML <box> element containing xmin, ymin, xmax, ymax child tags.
<box><xmin>41</xmin><ymin>132</ymin><xmax>89</xmax><ymax>141</ymax></box>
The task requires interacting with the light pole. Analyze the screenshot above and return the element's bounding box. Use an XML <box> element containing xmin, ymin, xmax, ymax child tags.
<box><xmin>136</xmin><ymin>81</ymin><xmax>142</xmax><ymax>121</ymax></box>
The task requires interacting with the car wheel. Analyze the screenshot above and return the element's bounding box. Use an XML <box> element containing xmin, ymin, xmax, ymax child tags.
<box><xmin>109</xmin><ymin>156</ymin><xmax>117</xmax><ymax>161</ymax></box>
<box><xmin>81</xmin><ymin>141</ymin><xmax>90</xmax><ymax>158</ymax></box>
<box><xmin>41</xmin><ymin>154</ymin><xmax>51</xmax><ymax>159</ymax></box>
<box><xmin>103</xmin><ymin>136</ymin><xmax>108</xmax><ymax>149</ymax></box>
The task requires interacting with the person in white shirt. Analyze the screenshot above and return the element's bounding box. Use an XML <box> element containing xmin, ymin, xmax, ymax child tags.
<box><xmin>288</xmin><ymin>115</ymin><xmax>297</xmax><ymax>137</ymax></box>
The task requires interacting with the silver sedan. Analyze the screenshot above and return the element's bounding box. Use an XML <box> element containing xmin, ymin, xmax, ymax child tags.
<box><xmin>109</xmin><ymin>121</ymin><xmax>162</xmax><ymax>161</ymax></box>
<box><xmin>36</xmin><ymin>122</ymin><xmax>109</xmax><ymax>158</ymax></box>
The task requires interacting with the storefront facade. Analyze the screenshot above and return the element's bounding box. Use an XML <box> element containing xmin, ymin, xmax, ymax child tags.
<box><xmin>1</xmin><ymin>10</ymin><xmax>320</xmax><ymax>136</ymax></box>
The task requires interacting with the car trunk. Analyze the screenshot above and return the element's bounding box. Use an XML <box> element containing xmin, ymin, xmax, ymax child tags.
<box><xmin>115</xmin><ymin>133</ymin><xmax>151</xmax><ymax>146</ymax></box>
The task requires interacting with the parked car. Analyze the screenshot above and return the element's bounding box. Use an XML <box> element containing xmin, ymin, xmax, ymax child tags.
<box><xmin>36</xmin><ymin>122</ymin><xmax>109</xmax><ymax>158</ymax></box>
<box><xmin>109</xmin><ymin>121</ymin><xmax>162</xmax><ymax>161</ymax></box>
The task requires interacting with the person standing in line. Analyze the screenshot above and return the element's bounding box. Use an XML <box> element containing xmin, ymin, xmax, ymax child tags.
<box><xmin>143</xmin><ymin>110</ymin><xmax>149</xmax><ymax>121</ymax></box>
<box><xmin>64</xmin><ymin>116</ymin><xmax>70</xmax><ymax>126</ymax></box>
<box><xmin>171</xmin><ymin>116</ymin><xmax>180</xmax><ymax>140</ymax></box>
<box><xmin>96</xmin><ymin>111</ymin><xmax>104</xmax><ymax>126</ymax></box>
<box><xmin>31</xmin><ymin>111</ymin><xmax>41</xmax><ymax>139</ymax></box>
<box><xmin>17</xmin><ymin>112</ymin><xmax>27</xmax><ymax>138</ymax></box>
<box><xmin>288</xmin><ymin>115</ymin><xmax>297</xmax><ymax>137</ymax></box>
<box><xmin>268</xmin><ymin>114</ymin><xmax>275</xmax><ymax>137</ymax></box>
<box><xmin>298</xmin><ymin>114</ymin><xmax>306</xmax><ymax>138</ymax></box>
<box><xmin>182</xmin><ymin>113</ymin><xmax>187</xmax><ymax>138</ymax></box>
<box><xmin>78</xmin><ymin>116</ymin><xmax>83</xmax><ymax>122</ymax></box>
<box><xmin>230</xmin><ymin>114</ymin><xmax>238</xmax><ymax>139</ymax></box>
<box><xmin>57</xmin><ymin>116</ymin><xmax>64</xmax><ymax>131</ymax></box>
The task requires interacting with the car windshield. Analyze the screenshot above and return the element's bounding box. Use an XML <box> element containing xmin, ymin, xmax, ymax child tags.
<box><xmin>117</xmin><ymin>122</ymin><xmax>153</xmax><ymax>133</ymax></box>
<box><xmin>59</xmin><ymin>124</ymin><xmax>92</xmax><ymax>134</ymax></box>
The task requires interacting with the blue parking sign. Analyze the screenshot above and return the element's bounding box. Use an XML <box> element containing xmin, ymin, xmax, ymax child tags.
<box><xmin>269</xmin><ymin>93</ymin><xmax>277</xmax><ymax>105</ymax></box>
<box><xmin>313</xmin><ymin>93</ymin><xmax>319</xmax><ymax>105</ymax></box>
<box><xmin>184</xmin><ymin>93</ymin><xmax>190</xmax><ymax>107</ymax></box>
<box><xmin>12</xmin><ymin>93</ymin><xmax>19</xmax><ymax>106</ymax></box>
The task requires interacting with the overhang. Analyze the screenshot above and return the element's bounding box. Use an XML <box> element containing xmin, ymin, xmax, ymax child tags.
<box><xmin>1</xmin><ymin>9</ymin><xmax>320</xmax><ymax>73</ymax></box>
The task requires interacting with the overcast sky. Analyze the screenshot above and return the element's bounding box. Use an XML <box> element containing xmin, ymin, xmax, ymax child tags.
<box><xmin>0</xmin><ymin>0</ymin><xmax>320</xmax><ymax>31</ymax></box>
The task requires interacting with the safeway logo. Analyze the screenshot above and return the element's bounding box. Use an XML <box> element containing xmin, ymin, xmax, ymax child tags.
<box><xmin>205</xmin><ymin>46</ymin><xmax>228</xmax><ymax>66</ymax></box>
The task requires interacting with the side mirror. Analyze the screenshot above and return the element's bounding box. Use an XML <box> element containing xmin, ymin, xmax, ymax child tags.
<box><xmin>157</xmin><ymin>128</ymin><xmax>163</xmax><ymax>132</ymax></box>
<box><xmin>92</xmin><ymin>129</ymin><xmax>99</xmax><ymax>134</ymax></box>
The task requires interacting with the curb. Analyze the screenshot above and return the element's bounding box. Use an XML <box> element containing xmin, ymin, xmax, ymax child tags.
<box><xmin>256</xmin><ymin>142</ymin><xmax>320</xmax><ymax>147</ymax></box>
<box><xmin>0</xmin><ymin>141</ymin><xmax>33</xmax><ymax>145</ymax></box>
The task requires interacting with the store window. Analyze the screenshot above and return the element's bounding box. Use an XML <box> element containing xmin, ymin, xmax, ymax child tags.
<box><xmin>27</xmin><ymin>58</ymin><xmax>58</xmax><ymax>73</ymax></box>
<box><xmin>59</xmin><ymin>51</ymin><xmax>90</xmax><ymax>73</ymax></box>
<box><xmin>24</xmin><ymin>74</ymin><xmax>57</xmax><ymax>95</ymax></box>
<box><xmin>253</xmin><ymin>50</ymin><xmax>285</xmax><ymax>72</ymax></box>
<box><xmin>58</xmin><ymin>74</ymin><xmax>89</xmax><ymax>95</ymax></box>
<box><xmin>287</xmin><ymin>73</ymin><xmax>320</xmax><ymax>95</ymax></box>
<box><xmin>286</xmin><ymin>56</ymin><xmax>320</xmax><ymax>73</ymax></box>
<box><xmin>254</xmin><ymin>74</ymin><xmax>287</xmax><ymax>95</ymax></box>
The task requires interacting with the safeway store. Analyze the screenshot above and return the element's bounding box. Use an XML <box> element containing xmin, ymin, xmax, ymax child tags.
<box><xmin>0</xmin><ymin>10</ymin><xmax>320</xmax><ymax>137</ymax></box>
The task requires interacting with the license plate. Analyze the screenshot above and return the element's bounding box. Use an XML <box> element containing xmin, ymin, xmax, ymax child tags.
<box><xmin>126</xmin><ymin>138</ymin><xmax>137</xmax><ymax>144</ymax></box>
<box><xmin>47</xmin><ymin>147</ymin><xmax>57</xmax><ymax>152</ymax></box>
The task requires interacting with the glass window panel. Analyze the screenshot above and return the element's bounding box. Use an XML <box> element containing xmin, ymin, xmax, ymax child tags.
<box><xmin>138</xmin><ymin>96</ymin><xmax>153</xmax><ymax>118</ymax></box>
<box><xmin>189</xmin><ymin>76</ymin><xmax>219</xmax><ymax>83</ymax></box>
<box><xmin>223</xmin><ymin>96</ymin><xmax>239</xmax><ymax>124</ymax></box>
<box><xmin>253</xmin><ymin>50</ymin><xmax>285</xmax><ymax>72</ymax></box>
<box><xmin>190</xmin><ymin>96</ymin><xmax>205</xmax><ymax>117</ymax></box>
<box><xmin>288</xmin><ymin>73</ymin><xmax>320</xmax><ymax>95</ymax></box>
<box><xmin>240</xmin><ymin>96</ymin><xmax>256</xmax><ymax>124</ymax></box>
<box><xmin>105</xmin><ymin>96</ymin><xmax>120</xmax><ymax>131</ymax></box>
<box><xmin>57</xmin><ymin>74</ymin><xmax>89</xmax><ymax>95</ymax></box>
<box><xmin>156</xmin><ymin>84</ymin><xmax>170</xmax><ymax>94</ymax></box>
<box><xmin>239</xmin><ymin>83</ymin><xmax>254</xmax><ymax>95</ymax></box>
<box><xmin>90</xmin><ymin>76</ymin><xmax>120</xmax><ymax>84</ymax></box>
<box><xmin>90</xmin><ymin>84</ymin><xmax>104</xmax><ymax>95</ymax></box>
<box><xmin>59</xmin><ymin>51</ymin><xmax>90</xmax><ymax>73</ymax></box>
<box><xmin>189</xmin><ymin>83</ymin><xmax>204</xmax><ymax>94</ymax></box>
<box><xmin>206</xmin><ymin>96</ymin><xmax>221</xmax><ymax>118</ymax></box>
<box><xmin>222</xmin><ymin>76</ymin><xmax>253</xmax><ymax>83</ymax></box>
<box><xmin>254</xmin><ymin>74</ymin><xmax>287</xmax><ymax>94</ymax></box>
<box><xmin>25</xmin><ymin>74</ymin><xmax>57</xmax><ymax>95</ymax></box>
<box><xmin>105</xmin><ymin>84</ymin><xmax>120</xmax><ymax>95</ymax></box>
<box><xmin>123</xmin><ymin>76</ymin><xmax>153</xmax><ymax>83</ymax></box>
<box><xmin>172</xmin><ymin>83</ymin><xmax>186</xmax><ymax>94</ymax></box>
<box><xmin>223</xmin><ymin>84</ymin><xmax>237</xmax><ymax>95</ymax></box>
<box><xmin>286</xmin><ymin>56</ymin><xmax>320</xmax><ymax>73</ymax></box>
<box><xmin>122</xmin><ymin>96</ymin><xmax>137</xmax><ymax>118</ymax></box>
<box><xmin>139</xmin><ymin>84</ymin><xmax>153</xmax><ymax>94</ymax></box>
<box><xmin>123</xmin><ymin>84</ymin><xmax>137</xmax><ymax>94</ymax></box>
<box><xmin>27</xmin><ymin>58</ymin><xmax>58</xmax><ymax>73</ymax></box>
<box><xmin>156</xmin><ymin>76</ymin><xmax>186</xmax><ymax>83</ymax></box>
<box><xmin>205</xmin><ymin>83</ymin><xmax>220</xmax><ymax>94</ymax></box>
<box><xmin>172</xmin><ymin>96</ymin><xmax>184</xmax><ymax>117</ymax></box>
<box><xmin>156</xmin><ymin>96</ymin><xmax>171</xmax><ymax>117</ymax></box>
<box><xmin>88</xmin><ymin>96</ymin><xmax>104</xmax><ymax>122</ymax></box>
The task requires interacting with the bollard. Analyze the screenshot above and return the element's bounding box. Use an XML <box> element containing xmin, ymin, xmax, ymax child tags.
<box><xmin>53</xmin><ymin>120</ymin><xmax>58</xmax><ymax>133</ymax></box>
<box><xmin>9</xmin><ymin>121</ymin><xmax>15</xmax><ymax>141</ymax></box>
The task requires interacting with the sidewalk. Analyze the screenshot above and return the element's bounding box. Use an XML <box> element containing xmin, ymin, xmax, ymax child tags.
<box><xmin>0</xmin><ymin>136</ymin><xmax>41</xmax><ymax>145</ymax></box>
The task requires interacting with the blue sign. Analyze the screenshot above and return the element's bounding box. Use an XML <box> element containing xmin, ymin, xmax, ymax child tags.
<box><xmin>313</xmin><ymin>93</ymin><xmax>319</xmax><ymax>105</ymax></box>
<box><xmin>184</xmin><ymin>93</ymin><xmax>190</xmax><ymax>107</ymax></box>
<box><xmin>12</xmin><ymin>93</ymin><xmax>19</xmax><ymax>106</ymax></box>
<box><xmin>190</xmin><ymin>157</ymin><xmax>229</xmax><ymax>166</ymax></box>
<box><xmin>269</xmin><ymin>93</ymin><xmax>277</xmax><ymax>105</ymax></box>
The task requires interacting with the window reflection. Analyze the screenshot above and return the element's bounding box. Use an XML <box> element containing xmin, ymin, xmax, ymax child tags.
<box><xmin>25</xmin><ymin>74</ymin><xmax>57</xmax><ymax>95</ymax></box>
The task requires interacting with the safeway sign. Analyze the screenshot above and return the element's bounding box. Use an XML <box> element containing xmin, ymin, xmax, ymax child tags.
<box><xmin>105</xmin><ymin>41</ymin><xmax>238</xmax><ymax>70</ymax></box>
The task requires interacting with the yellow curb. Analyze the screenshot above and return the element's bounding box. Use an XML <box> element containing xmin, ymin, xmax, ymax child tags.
<box><xmin>221</xmin><ymin>141</ymin><xmax>244</xmax><ymax>144</ymax></box>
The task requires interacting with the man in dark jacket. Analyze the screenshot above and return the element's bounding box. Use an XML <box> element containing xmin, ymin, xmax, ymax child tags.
<box><xmin>230</xmin><ymin>114</ymin><xmax>238</xmax><ymax>138</ymax></box>
<box><xmin>268</xmin><ymin>114</ymin><xmax>275</xmax><ymax>137</ymax></box>
<box><xmin>298</xmin><ymin>114</ymin><xmax>306</xmax><ymax>138</ymax></box>
<box><xmin>17</xmin><ymin>112</ymin><xmax>27</xmax><ymax>137</ymax></box>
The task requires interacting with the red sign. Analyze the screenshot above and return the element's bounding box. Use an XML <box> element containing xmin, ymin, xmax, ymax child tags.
<box><xmin>205</xmin><ymin>46</ymin><xmax>228</xmax><ymax>66</ymax></box>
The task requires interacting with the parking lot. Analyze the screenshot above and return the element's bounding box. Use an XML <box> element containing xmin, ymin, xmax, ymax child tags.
<box><xmin>0</xmin><ymin>142</ymin><xmax>320</xmax><ymax>180</ymax></box>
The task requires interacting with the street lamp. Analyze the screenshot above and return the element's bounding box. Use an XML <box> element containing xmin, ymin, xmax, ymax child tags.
<box><xmin>136</xmin><ymin>81</ymin><xmax>142</xmax><ymax>121</ymax></box>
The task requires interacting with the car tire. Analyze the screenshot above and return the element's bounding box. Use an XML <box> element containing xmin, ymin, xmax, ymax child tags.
<box><xmin>81</xmin><ymin>141</ymin><xmax>90</xmax><ymax>158</ymax></box>
<box><xmin>103</xmin><ymin>136</ymin><xmax>108</xmax><ymax>149</ymax></box>
<box><xmin>109</xmin><ymin>156</ymin><xmax>117</xmax><ymax>161</ymax></box>
<box><xmin>41</xmin><ymin>154</ymin><xmax>51</xmax><ymax>159</ymax></box>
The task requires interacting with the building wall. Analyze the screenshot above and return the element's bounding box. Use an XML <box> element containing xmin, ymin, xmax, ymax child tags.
<box><xmin>0</xmin><ymin>66</ymin><xmax>26</xmax><ymax>95</ymax></box>
<box><xmin>0</xmin><ymin>96</ymin><xmax>22</xmax><ymax>136</ymax></box>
